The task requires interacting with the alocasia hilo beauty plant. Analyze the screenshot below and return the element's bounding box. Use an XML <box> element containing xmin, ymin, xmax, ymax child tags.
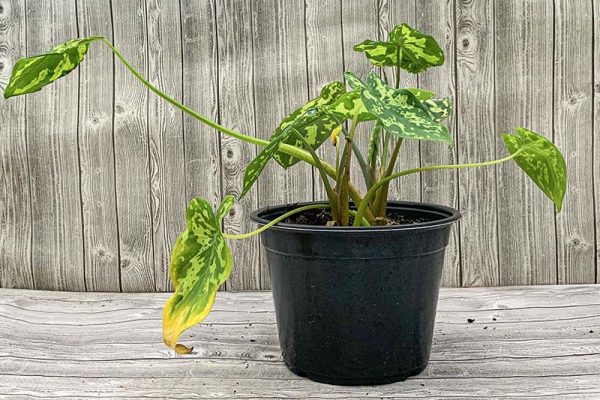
<box><xmin>3</xmin><ymin>23</ymin><xmax>566</xmax><ymax>353</ymax></box>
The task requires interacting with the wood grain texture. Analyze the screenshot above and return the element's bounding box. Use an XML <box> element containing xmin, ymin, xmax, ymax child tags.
<box><xmin>495</xmin><ymin>0</ymin><xmax>557</xmax><ymax>286</ymax></box>
<box><xmin>595</xmin><ymin>0</ymin><xmax>600</xmax><ymax>284</ymax></box>
<box><xmin>1</xmin><ymin>285</ymin><xmax>599</xmax><ymax>398</ymax></box>
<box><xmin>2</xmin><ymin>0</ymin><xmax>600</xmax><ymax>291</ymax></box>
<box><xmin>379</xmin><ymin>0</ymin><xmax>421</xmax><ymax>203</ymax></box>
<box><xmin>111</xmin><ymin>0</ymin><xmax>155</xmax><ymax>292</ymax></box>
<box><xmin>252</xmin><ymin>0</ymin><xmax>312</xmax><ymax>288</ymax></box>
<box><xmin>305</xmin><ymin>0</ymin><xmax>344</xmax><ymax>201</ymax></box>
<box><xmin>147</xmin><ymin>0</ymin><xmax>186</xmax><ymax>292</ymax></box>
<box><xmin>456</xmin><ymin>0</ymin><xmax>499</xmax><ymax>287</ymax></box>
<box><xmin>554</xmin><ymin>0</ymin><xmax>595</xmax><ymax>284</ymax></box>
<box><xmin>416</xmin><ymin>0</ymin><xmax>460</xmax><ymax>287</ymax></box>
<box><xmin>216</xmin><ymin>0</ymin><xmax>261</xmax><ymax>290</ymax></box>
<box><xmin>0</xmin><ymin>0</ymin><xmax>33</xmax><ymax>289</ymax></box>
<box><xmin>76</xmin><ymin>0</ymin><xmax>120</xmax><ymax>292</ymax></box>
<box><xmin>25</xmin><ymin>0</ymin><xmax>85</xmax><ymax>291</ymax></box>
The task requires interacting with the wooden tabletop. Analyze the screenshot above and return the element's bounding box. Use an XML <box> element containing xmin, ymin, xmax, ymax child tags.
<box><xmin>1</xmin><ymin>285</ymin><xmax>599</xmax><ymax>399</ymax></box>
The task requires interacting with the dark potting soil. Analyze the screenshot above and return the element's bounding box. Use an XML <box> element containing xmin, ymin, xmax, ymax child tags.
<box><xmin>283</xmin><ymin>207</ymin><xmax>432</xmax><ymax>226</ymax></box>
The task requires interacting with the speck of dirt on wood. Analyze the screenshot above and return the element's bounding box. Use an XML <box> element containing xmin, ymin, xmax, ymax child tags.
<box><xmin>467</xmin><ymin>318</ymin><xmax>475</xmax><ymax>323</ymax></box>
<box><xmin>483</xmin><ymin>326</ymin><xmax>488</xmax><ymax>329</ymax></box>
<box><xmin>492</xmin><ymin>317</ymin><xmax>497</xmax><ymax>321</ymax></box>
<box><xmin>590</xmin><ymin>330</ymin><xmax>594</xmax><ymax>334</ymax></box>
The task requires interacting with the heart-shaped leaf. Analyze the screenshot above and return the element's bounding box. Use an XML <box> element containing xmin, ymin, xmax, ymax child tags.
<box><xmin>327</xmin><ymin>90</ymin><xmax>376</xmax><ymax>122</ymax></box>
<box><xmin>4</xmin><ymin>37</ymin><xmax>104</xmax><ymax>98</ymax></box>
<box><xmin>345</xmin><ymin>71</ymin><xmax>452</xmax><ymax>144</ymax></box>
<box><xmin>407</xmin><ymin>87</ymin><xmax>435</xmax><ymax>101</ymax></box>
<box><xmin>353</xmin><ymin>23</ymin><xmax>444</xmax><ymax>73</ymax></box>
<box><xmin>272</xmin><ymin>82</ymin><xmax>346</xmax><ymax>168</ymax></box>
<box><xmin>163</xmin><ymin>196</ymin><xmax>234</xmax><ymax>354</ymax></box>
<box><xmin>503</xmin><ymin>127</ymin><xmax>567</xmax><ymax>211</ymax></box>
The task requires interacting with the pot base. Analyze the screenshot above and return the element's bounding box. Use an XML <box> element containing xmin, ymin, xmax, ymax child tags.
<box><xmin>284</xmin><ymin>361</ymin><xmax>429</xmax><ymax>386</ymax></box>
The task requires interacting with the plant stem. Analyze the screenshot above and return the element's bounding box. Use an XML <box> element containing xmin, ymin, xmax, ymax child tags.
<box><xmin>223</xmin><ymin>204</ymin><xmax>327</xmax><ymax>240</ymax></box>
<box><xmin>100</xmin><ymin>38</ymin><xmax>369</xmax><ymax>208</ymax></box>
<box><xmin>339</xmin><ymin>116</ymin><xmax>359</xmax><ymax>225</ymax></box>
<box><xmin>353</xmin><ymin>150</ymin><xmax>523</xmax><ymax>226</ymax></box>
<box><xmin>373</xmin><ymin>138</ymin><xmax>403</xmax><ymax>216</ymax></box>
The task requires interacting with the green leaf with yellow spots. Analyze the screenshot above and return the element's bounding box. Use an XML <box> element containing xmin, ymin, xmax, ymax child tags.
<box><xmin>242</xmin><ymin>109</ymin><xmax>334</xmax><ymax>197</ymax></box>
<box><xmin>272</xmin><ymin>82</ymin><xmax>346</xmax><ymax>168</ymax></box>
<box><xmin>503</xmin><ymin>127</ymin><xmax>567</xmax><ymax>211</ymax></box>
<box><xmin>407</xmin><ymin>88</ymin><xmax>435</xmax><ymax>101</ymax></box>
<box><xmin>3</xmin><ymin>37</ymin><xmax>104</xmax><ymax>98</ymax></box>
<box><xmin>423</xmin><ymin>97</ymin><xmax>452</xmax><ymax>122</ymax></box>
<box><xmin>345</xmin><ymin>71</ymin><xmax>452</xmax><ymax>144</ymax></box>
<box><xmin>163</xmin><ymin>196</ymin><xmax>234</xmax><ymax>355</ymax></box>
<box><xmin>353</xmin><ymin>23</ymin><xmax>444</xmax><ymax>73</ymax></box>
<box><xmin>327</xmin><ymin>90</ymin><xmax>376</xmax><ymax>122</ymax></box>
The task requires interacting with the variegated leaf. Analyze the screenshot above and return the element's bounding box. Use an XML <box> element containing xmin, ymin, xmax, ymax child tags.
<box><xmin>353</xmin><ymin>23</ymin><xmax>444</xmax><ymax>73</ymax></box>
<box><xmin>349</xmin><ymin>72</ymin><xmax>452</xmax><ymax>144</ymax></box>
<box><xmin>272</xmin><ymin>82</ymin><xmax>346</xmax><ymax>168</ymax></box>
<box><xmin>327</xmin><ymin>90</ymin><xmax>376</xmax><ymax>122</ymax></box>
<box><xmin>423</xmin><ymin>97</ymin><xmax>452</xmax><ymax>122</ymax></box>
<box><xmin>163</xmin><ymin>196</ymin><xmax>234</xmax><ymax>354</ymax></box>
<box><xmin>216</xmin><ymin>195</ymin><xmax>235</xmax><ymax>222</ymax></box>
<box><xmin>407</xmin><ymin>87</ymin><xmax>435</xmax><ymax>101</ymax></box>
<box><xmin>3</xmin><ymin>37</ymin><xmax>103</xmax><ymax>98</ymax></box>
<box><xmin>242</xmin><ymin>109</ymin><xmax>330</xmax><ymax>197</ymax></box>
<box><xmin>502</xmin><ymin>127</ymin><xmax>567</xmax><ymax>211</ymax></box>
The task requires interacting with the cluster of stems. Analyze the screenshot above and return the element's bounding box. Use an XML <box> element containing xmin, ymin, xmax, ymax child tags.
<box><xmin>103</xmin><ymin>38</ymin><xmax>520</xmax><ymax>235</ymax></box>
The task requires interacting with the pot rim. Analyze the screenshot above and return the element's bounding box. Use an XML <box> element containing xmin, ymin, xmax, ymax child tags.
<box><xmin>250</xmin><ymin>200</ymin><xmax>461</xmax><ymax>233</ymax></box>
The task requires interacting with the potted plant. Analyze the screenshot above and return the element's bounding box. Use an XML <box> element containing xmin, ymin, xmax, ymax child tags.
<box><xmin>3</xmin><ymin>23</ymin><xmax>566</xmax><ymax>385</ymax></box>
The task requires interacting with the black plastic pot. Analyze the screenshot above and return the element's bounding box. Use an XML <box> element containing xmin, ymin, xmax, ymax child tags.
<box><xmin>250</xmin><ymin>201</ymin><xmax>460</xmax><ymax>386</ymax></box>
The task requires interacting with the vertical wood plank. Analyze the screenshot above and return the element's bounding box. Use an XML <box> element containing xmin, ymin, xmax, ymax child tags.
<box><xmin>147</xmin><ymin>0</ymin><xmax>186</xmax><ymax>292</ymax></box>
<box><xmin>305</xmin><ymin>0</ymin><xmax>344</xmax><ymax>201</ymax></box>
<box><xmin>216</xmin><ymin>0</ymin><xmax>261</xmax><ymax>290</ymax></box>
<box><xmin>111</xmin><ymin>0</ymin><xmax>155</xmax><ymax>292</ymax></box>
<box><xmin>180</xmin><ymin>0</ymin><xmax>222</xmax><ymax>290</ymax></box>
<box><xmin>252</xmin><ymin>0</ymin><xmax>312</xmax><ymax>289</ymax></box>
<box><xmin>595</xmin><ymin>0</ymin><xmax>600</xmax><ymax>284</ymax></box>
<box><xmin>495</xmin><ymin>0</ymin><xmax>557</xmax><ymax>285</ymax></box>
<box><xmin>25</xmin><ymin>0</ymin><xmax>85</xmax><ymax>291</ymax></box>
<box><xmin>554</xmin><ymin>0</ymin><xmax>595</xmax><ymax>283</ymax></box>
<box><xmin>416</xmin><ymin>0</ymin><xmax>461</xmax><ymax>287</ymax></box>
<box><xmin>341</xmin><ymin>0</ymin><xmax>378</xmax><ymax>194</ymax></box>
<box><xmin>456</xmin><ymin>0</ymin><xmax>498</xmax><ymax>287</ymax></box>
<box><xmin>0</xmin><ymin>0</ymin><xmax>33</xmax><ymax>289</ymax></box>
<box><xmin>76</xmin><ymin>0</ymin><xmax>121</xmax><ymax>292</ymax></box>
<box><xmin>379</xmin><ymin>0</ymin><xmax>420</xmax><ymax>202</ymax></box>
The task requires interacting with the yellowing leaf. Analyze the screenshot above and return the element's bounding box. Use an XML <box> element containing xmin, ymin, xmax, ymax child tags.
<box><xmin>163</xmin><ymin>197</ymin><xmax>234</xmax><ymax>354</ymax></box>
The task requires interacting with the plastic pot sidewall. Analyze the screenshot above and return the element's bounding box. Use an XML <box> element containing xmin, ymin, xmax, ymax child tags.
<box><xmin>250</xmin><ymin>201</ymin><xmax>460</xmax><ymax>386</ymax></box>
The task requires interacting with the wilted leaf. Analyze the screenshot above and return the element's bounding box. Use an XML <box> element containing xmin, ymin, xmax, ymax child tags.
<box><xmin>4</xmin><ymin>37</ymin><xmax>103</xmax><ymax>98</ymax></box>
<box><xmin>503</xmin><ymin>127</ymin><xmax>567</xmax><ymax>211</ymax></box>
<box><xmin>163</xmin><ymin>197</ymin><xmax>234</xmax><ymax>354</ymax></box>
<box><xmin>353</xmin><ymin>23</ymin><xmax>444</xmax><ymax>73</ymax></box>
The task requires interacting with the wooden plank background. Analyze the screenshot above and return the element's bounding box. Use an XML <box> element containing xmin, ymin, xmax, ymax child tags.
<box><xmin>0</xmin><ymin>0</ymin><xmax>597</xmax><ymax>291</ymax></box>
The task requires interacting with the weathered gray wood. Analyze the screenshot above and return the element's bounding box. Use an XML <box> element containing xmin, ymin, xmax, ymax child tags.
<box><xmin>1</xmin><ymin>285</ymin><xmax>599</xmax><ymax>398</ymax></box>
<box><xmin>554</xmin><ymin>0</ymin><xmax>596</xmax><ymax>284</ymax></box>
<box><xmin>147</xmin><ymin>0</ymin><xmax>186</xmax><ymax>292</ymax></box>
<box><xmin>0</xmin><ymin>0</ymin><xmax>33</xmax><ymax>289</ymax></box>
<box><xmin>456</xmin><ymin>0</ymin><xmax>498</xmax><ymax>287</ymax></box>
<box><xmin>592</xmin><ymin>0</ymin><xmax>600</xmax><ymax>283</ymax></box>
<box><xmin>216</xmin><ymin>0</ymin><xmax>261</xmax><ymax>290</ymax></box>
<box><xmin>495</xmin><ymin>0</ymin><xmax>557</xmax><ymax>285</ymax></box>
<box><xmin>76</xmin><ymin>0</ymin><xmax>120</xmax><ymax>292</ymax></box>
<box><xmin>252</xmin><ymin>0</ymin><xmax>312</xmax><ymax>289</ymax></box>
<box><xmin>111</xmin><ymin>0</ymin><xmax>155</xmax><ymax>292</ymax></box>
<box><xmin>416</xmin><ymin>0</ymin><xmax>460</xmax><ymax>287</ymax></box>
<box><xmin>379</xmin><ymin>0</ymin><xmax>421</xmax><ymax>203</ymax></box>
<box><xmin>305</xmin><ymin>0</ymin><xmax>344</xmax><ymax>201</ymax></box>
<box><xmin>25</xmin><ymin>0</ymin><xmax>85</xmax><ymax>291</ymax></box>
